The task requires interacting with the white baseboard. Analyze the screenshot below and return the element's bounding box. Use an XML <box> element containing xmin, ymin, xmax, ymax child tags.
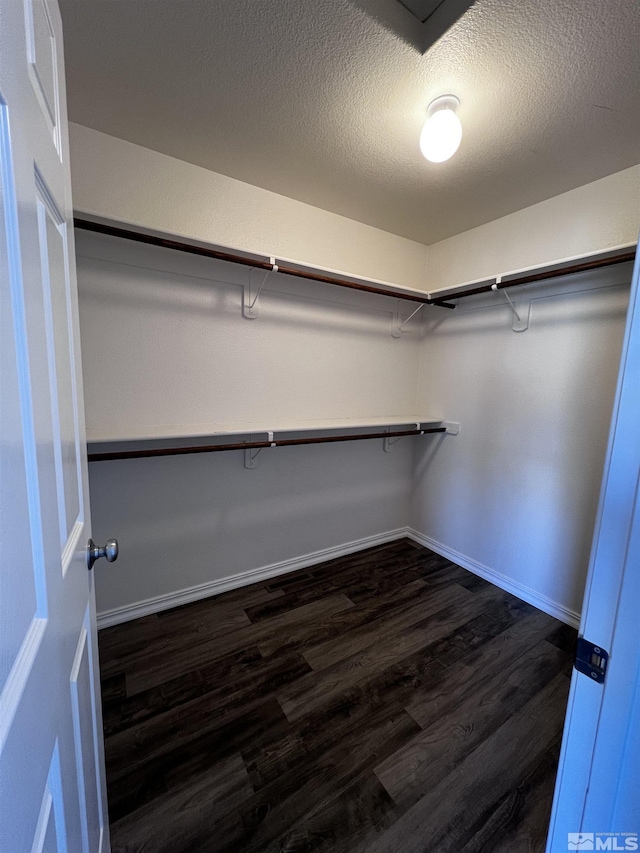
<box><xmin>97</xmin><ymin>525</ymin><xmax>581</xmax><ymax>630</ymax></box>
<box><xmin>96</xmin><ymin>527</ymin><xmax>411</xmax><ymax>629</ymax></box>
<box><xmin>407</xmin><ymin>529</ymin><xmax>581</xmax><ymax>628</ymax></box>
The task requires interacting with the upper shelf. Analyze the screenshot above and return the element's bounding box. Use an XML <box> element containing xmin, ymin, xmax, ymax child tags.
<box><xmin>426</xmin><ymin>243</ymin><xmax>637</xmax><ymax>302</ymax></box>
<box><xmin>74</xmin><ymin>218</ymin><xmax>455</xmax><ymax>309</ymax></box>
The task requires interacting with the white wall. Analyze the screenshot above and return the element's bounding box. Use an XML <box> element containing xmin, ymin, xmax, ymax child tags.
<box><xmin>426</xmin><ymin>166</ymin><xmax>640</xmax><ymax>290</ymax></box>
<box><xmin>77</xmin><ymin>231</ymin><xmax>426</xmax><ymax>443</ymax></box>
<box><xmin>412</xmin><ymin>266</ymin><xmax>633</xmax><ymax>624</ymax></box>
<box><xmin>76</xmin><ymin>229</ymin><xmax>424</xmax><ymax>617</ymax></box>
<box><xmin>89</xmin><ymin>440</ymin><xmax>414</xmax><ymax>618</ymax></box>
<box><xmin>69</xmin><ymin>123</ymin><xmax>429</xmax><ymax>289</ymax></box>
<box><xmin>411</xmin><ymin>168</ymin><xmax>639</xmax><ymax>623</ymax></box>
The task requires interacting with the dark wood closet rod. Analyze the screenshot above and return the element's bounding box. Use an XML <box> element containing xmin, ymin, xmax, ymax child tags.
<box><xmin>74</xmin><ymin>218</ymin><xmax>456</xmax><ymax>308</ymax></box>
<box><xmin>88</xmin><ymin>427</ymin><xmax>447</xmax><ymax>462</ymax></box>
<box><xmin>435</xmin><ymin>249</ymin><xmax>636</xmax><ymax>302</ymax></box>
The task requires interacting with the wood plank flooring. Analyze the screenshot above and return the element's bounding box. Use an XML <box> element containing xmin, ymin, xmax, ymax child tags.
<box><xmin>98</xmin><ymin>539</ymin><xmax>577</xmax><ymax>853</ymax></box>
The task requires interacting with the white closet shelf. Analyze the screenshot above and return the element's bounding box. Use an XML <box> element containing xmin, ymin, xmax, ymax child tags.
<box><xmin>86</xmin><ymin>416</ymin><xmax>445</xmax><ymax>445</ymax></box>
<box><xmin>75</xmin><ymin>218</ymin><xmax>456</xmax><ymax>309</ymax></box>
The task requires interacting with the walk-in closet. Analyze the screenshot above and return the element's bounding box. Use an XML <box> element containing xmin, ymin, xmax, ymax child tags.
<box><xmin>2</xmin><ymin>0</ymin><xmax>639</xmax><ymax>851</ymax></box>
<box><xmin>73</xmin><ymin>165</ymin><xmax>636</xmax><ymax>850</ymax></box>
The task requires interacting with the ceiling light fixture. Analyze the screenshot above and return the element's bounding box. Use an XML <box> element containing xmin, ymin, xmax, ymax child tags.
<box><xmin>420</xmin><ymin>95</ymin><xmax>462</xmax><ymax>163</ymax></box>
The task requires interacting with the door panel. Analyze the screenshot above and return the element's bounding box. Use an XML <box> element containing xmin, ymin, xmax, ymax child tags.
<box><xmin>547</xmin><ymin>248</ymin><xmax>640</xmax><ymax>846</ymax></box>
<box><xmin>70</xmin><ymin>619</ymin><xmax>100</xmax><ymax>853</ymax></box>
<box><xmin>25</xmin><ymin>0</ymin><xmax>61</xmax><ymax>150</ymax></box>
<box><xmin>0</xmin><ymin>0</ymin><xmax>109</xmax><ymax>850</ymax></box>
<box><xmin>33</xmin><ymin>745</ymin><xmax>67</xmax><ymax>853</ymax></box>
<box><xmin>0</xmin><ymin>107</ymin><xmax>50</xmax><ymax>715</ymax></box>
<box><xmin>33</xmin><ymin>788</ymin><xmax>59</xmax><ymax>853</ymax></box>
<box><xmin>37</xmin><ymin>183</ymin><xmax>82</xmax><ymax>550</ymax></box>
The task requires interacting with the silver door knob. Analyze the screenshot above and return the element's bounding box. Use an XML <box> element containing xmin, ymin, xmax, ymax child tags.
<box><xmin>87</xmin><ymin>538</ymin><xmax>119</xmax><ymax>571</ymax></box>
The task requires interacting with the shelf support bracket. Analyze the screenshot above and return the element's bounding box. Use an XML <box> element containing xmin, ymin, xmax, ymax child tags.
<box><xmin>384</xmin><ymin>423</ymin><xmax>422</xmax><ymax>451</ymax></box>
<box><xmin>392</xmin><ymin>301</ymin><xmax>425</xmax><ymax>338</ymax></box>
<box><xmin>244</xmin><ymin>447</ymin><xmax>262</xmax><ymax>468</ymax></box>
<box><xmin>442</xmin><ymin>421</ymin><xmax>461</xmax><ymax>435</ymax></box>
<box><xmin>383</xmin><ymin>435</ymin><xmax>398</xmax><ymax>451</ymax></box>
<box><xmin>244</xmin><ymin>432</ymin><xmax>276</xmax><ymax>468</ymax></box>
<box><xmin>391</xmin><ymin>301</ymin><xmax>402</xmax><ymax>338</ymax></box>
<box><xmin>243</xmin><ymin>261</ymin><xmax>277</xmax><ymax>319</ymax></box>
<box><xmin>492</xmin><ymin>279</ymin><xmax>530</xmax><ymax>332</ymax></box>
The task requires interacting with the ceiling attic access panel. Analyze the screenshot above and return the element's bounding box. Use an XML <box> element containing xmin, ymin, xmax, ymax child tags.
<box><xmin>399</xmin><ymin>0</ymin><xmax>449</xmax><ymax>23</ymax></box>
<box><xmin>349</xmin><ymin>0</ymin><xmax>477</xmax><ymax>53</ymax></box>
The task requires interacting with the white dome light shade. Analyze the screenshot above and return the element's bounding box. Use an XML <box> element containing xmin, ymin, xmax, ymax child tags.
<box><xmin>420</xmin><ymin>95</ymin><xmax>462</xmax><ymax>163</ymax></box>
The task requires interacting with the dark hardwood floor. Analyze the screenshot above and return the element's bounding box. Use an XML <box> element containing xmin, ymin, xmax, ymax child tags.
<box><xmin>98</xmin><ymin>539</ymin><xmax>577</xmax><ymax>853</ymax></box>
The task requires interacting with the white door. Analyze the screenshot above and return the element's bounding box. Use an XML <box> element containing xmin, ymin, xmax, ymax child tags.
<box><xmin>547</xmin><ymin>242</ymin><xmax>640</xmax><ymax>851</ymax></box>
<box><xmin>0</xmin><ymin>0</ymin><xmax>110</xmax><ymax>851</ymax></box>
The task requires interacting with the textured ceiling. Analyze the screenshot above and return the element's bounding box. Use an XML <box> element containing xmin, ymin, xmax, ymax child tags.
<box><xmin>59</xmin><ymin>0</ymin><xmax>640</xmax><ymax>244</ymax></box>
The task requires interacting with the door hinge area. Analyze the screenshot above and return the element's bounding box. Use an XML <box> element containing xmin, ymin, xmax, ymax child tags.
<box><xmin>574</xmin><ymin>637</ymin><xmax>609</xmax><ymax>684</ymax></box>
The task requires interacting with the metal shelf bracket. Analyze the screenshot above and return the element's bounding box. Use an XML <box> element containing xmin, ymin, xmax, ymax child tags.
<box><xmin>391</xmin><ymin>301</ymin><xmax>402</xmax><ymax>338</ymax></box>
<box><xmin>244</xmin><ymin>432</ymin><xmax>276</xmax><ymax>468</ymax></box>
<box><xmin>243</xmin><ymin>261</ymin><xmax>276</xmax><ymax>319</ymax></box>
<box><xmin>384</xmin><ymin>423</ymin><xmax>422</xmax><ymax>451</ymax></box>
<box><xmin>244</xmin><ymin>447</ymin><xmax>261</xmax><ymax>468</ymax></box>
<box><xmin>442</xmin><ymin>421</ymin><xmax>461</xmax><ymax>435</ymax></box>
<box><xmin>492</xmin><ymin>279</ymin><xmax>530</xmax><ymax>332</ymax></box>
<box><xmin>392</xmin><ymin>301</ymin><xmax>425</xmax><ymax>337</ymax></box>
